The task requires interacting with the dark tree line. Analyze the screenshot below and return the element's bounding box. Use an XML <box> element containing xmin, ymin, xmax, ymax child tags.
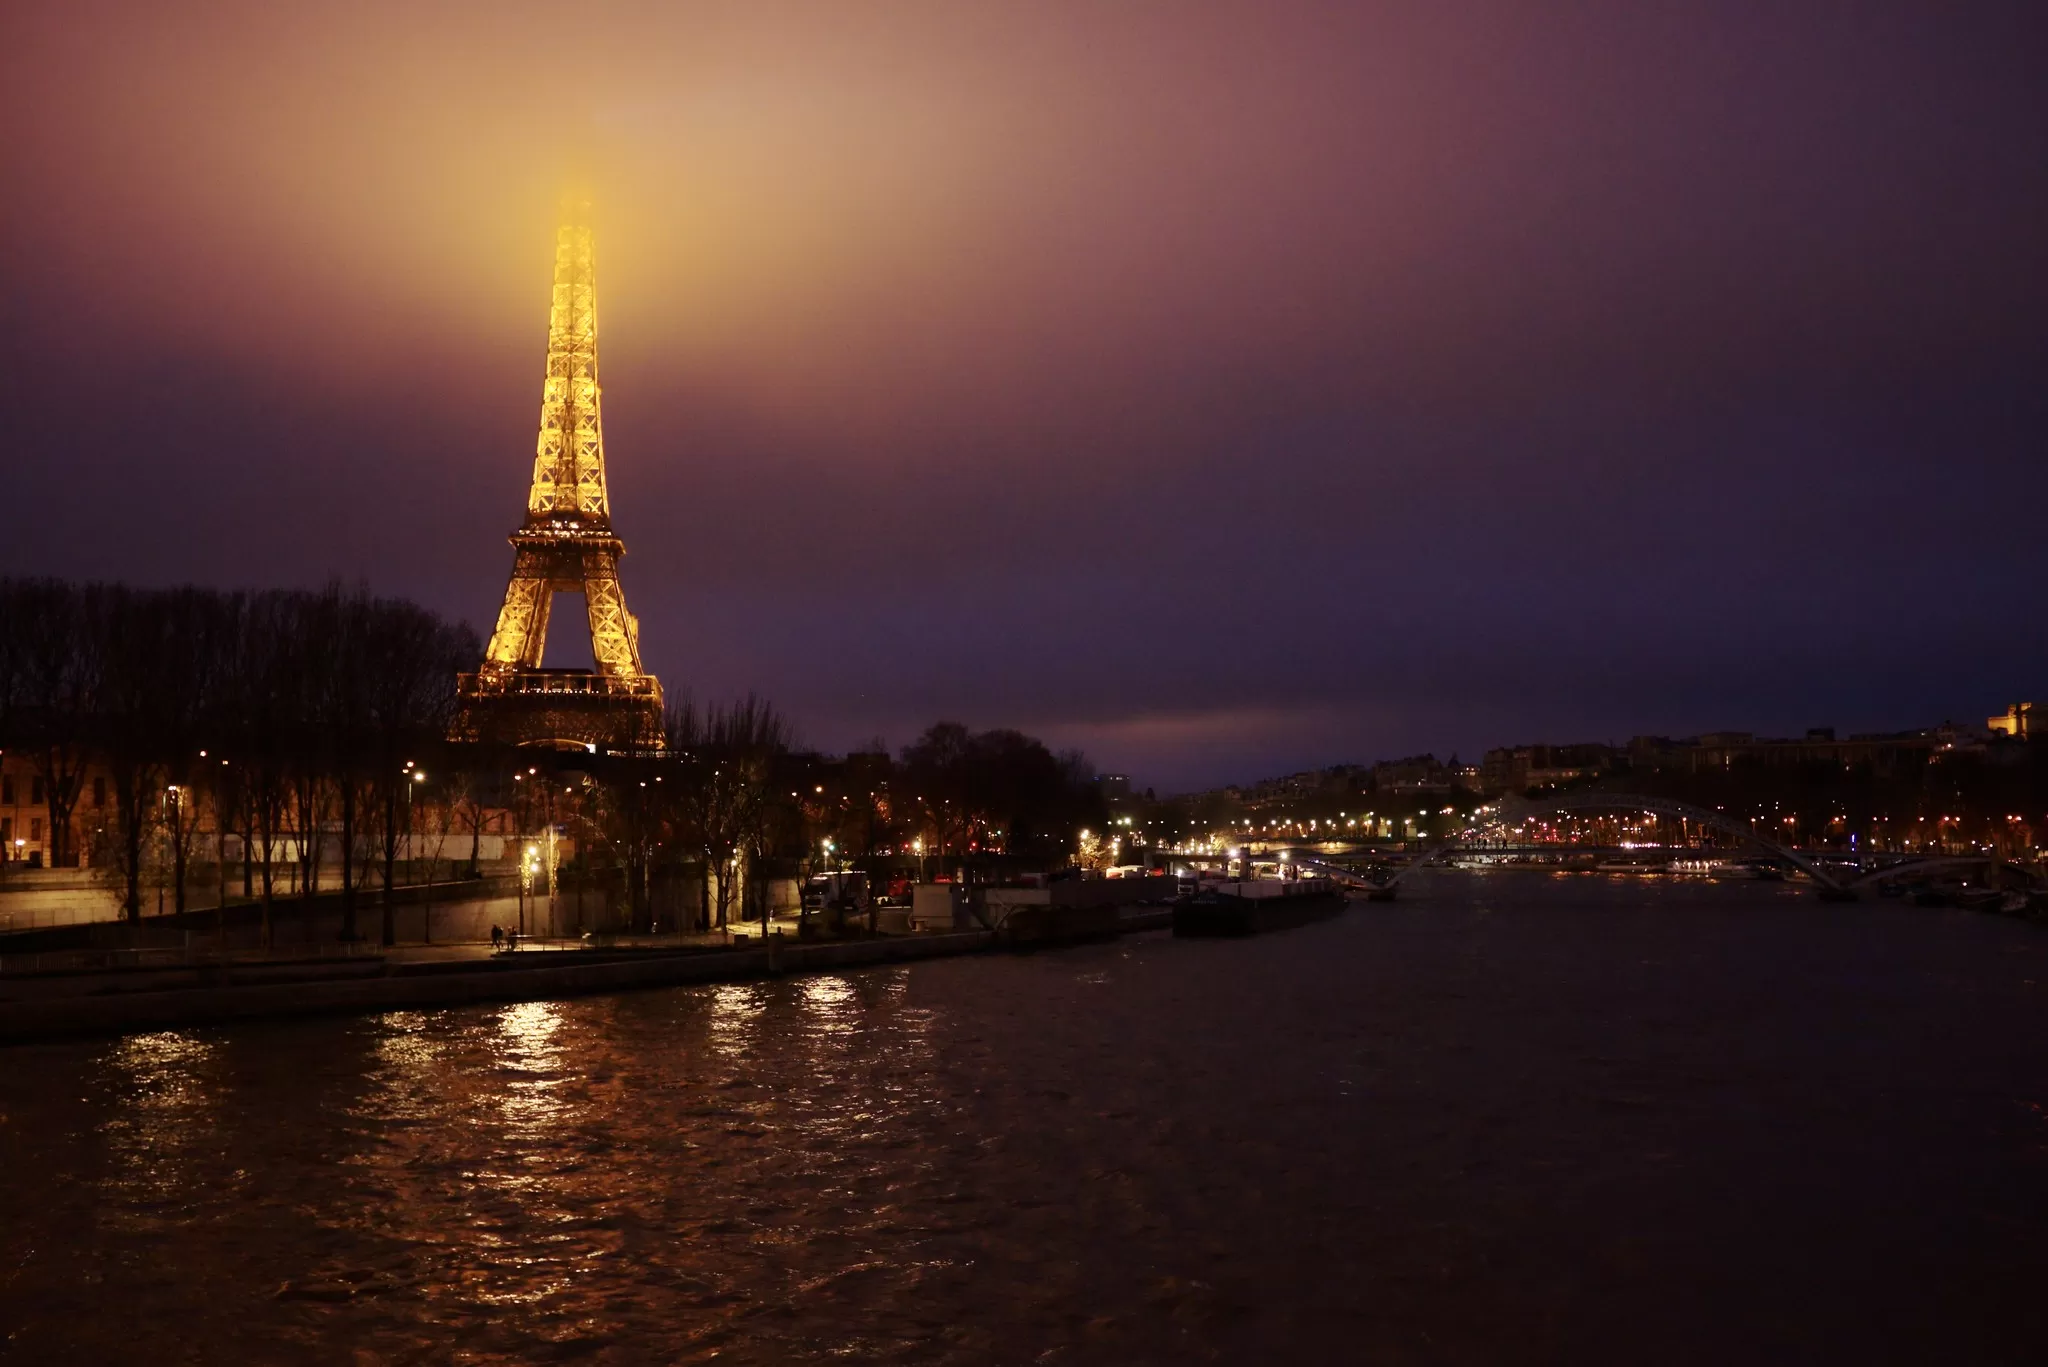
<box><xmin>556</xmin><ymin>693</ymin><xmax>800</xmax><ymax>934</ymax></box>
<box><xmin>0</xmin><ymin>578</ymin><xmax>476</xmax><ymax>943</ymax></box>
<box><xmin>1</xmin><ymin>577</ymin><xmax>1107</xmax><ymax>945</ymax></box>
<box><xmin>566</xmin><ymin>713</ymin><xmax>1102</xmax><ymax>934</ymax></box>
<box><xmin>896</xmin><ymin>723</ymin><xmax>1100</xmax><ymax>863</ymax></box>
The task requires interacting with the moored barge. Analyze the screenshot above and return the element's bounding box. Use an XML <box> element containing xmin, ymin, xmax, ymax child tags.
<box><xmin>1172</xmin><ymin>877</ymin><xmax>1346</xmax><ymax>937</ymax></box>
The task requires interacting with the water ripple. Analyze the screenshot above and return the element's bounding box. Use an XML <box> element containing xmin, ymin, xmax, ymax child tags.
<box><xmin>3</xmin><ymin>880</ymin><xmax>2047</xmax><ymax>1362</ymax></box>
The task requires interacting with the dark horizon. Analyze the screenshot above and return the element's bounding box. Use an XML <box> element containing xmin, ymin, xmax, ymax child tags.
<box><xmin>5</xmin><ymin>2</ymin><xmax>2045</xmax><ymax>792</ymax></box>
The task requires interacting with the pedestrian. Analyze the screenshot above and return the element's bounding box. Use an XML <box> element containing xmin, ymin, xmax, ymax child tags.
<box><xmin>491</xmin><ymin>924</ymin><xmax>503</xmax><ymax>951</ymax></box>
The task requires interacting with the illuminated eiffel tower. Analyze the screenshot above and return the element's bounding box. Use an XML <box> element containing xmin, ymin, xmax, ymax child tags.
<box><xmin>455</xmin><ymin>205</ymin><xmax>664</xmax><ymax>750</ymax></box>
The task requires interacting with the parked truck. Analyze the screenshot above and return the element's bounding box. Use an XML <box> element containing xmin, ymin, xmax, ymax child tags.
<box><xmin>800</xmin><ymin>871</ymin><xmax>870</xmax><ymax>928</ymax></box>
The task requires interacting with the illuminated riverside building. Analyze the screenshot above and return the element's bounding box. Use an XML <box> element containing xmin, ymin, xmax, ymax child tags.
<box><xmin>455</xmin><ymin>203</ymin><xmax>664</xmax><ymax>751</ymax></box>
<box><xmin>1473</xmin><ymin>727</ymin><xmax>2005</xmax><ymax>795</ymax></box>
<box><xmin>1626</xmin><ymin>727</ymin><xmax>1972</xmax><ymax>777</ymax></box>
<box><xmin>0</xmin><ymin>758</ymin><xmax>52</xmax><ymax>864</ymax></box>
<box><xmin>1987</xmin><ymin>702</ymin><xmax>2037</xmax><ymax>737</ymax></box>
<box><xmin>1479</xmin><ymin>743</ymin><xmax>1619</xmax><ymax>794</ymax></box>
<box><xmin>0</xmin><ymin>754</ymin><xmax>112</xmax><ymax>867</ymax></box>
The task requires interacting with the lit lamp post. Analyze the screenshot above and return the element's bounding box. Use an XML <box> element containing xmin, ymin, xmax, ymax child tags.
<box><xmin>161</xmin><ymin>784</ymin><xmax>186</xmax><ymax>917</ymax></box>
<box><xmin>520</xmin><ymin>841</ymin><xmax>540</xmax><ymax>939</ymax></box>
<box><xmin>545</xmin><ymin>824</ymin><xmax>559</xmax><ymax>939</ymax></box>
<box><xmin>821</xmin><ymin>837</ymin><xmax>837</xmax><ymax>934</ymax></box>
<box><xmin>408</xmin><ymin>768</ymin><xmax>429</xmax><ymax>942</ymax></box>
<box><xmin>401</xmin><ymin>764</ymin><xmax>424</xmax><ymax>884</ymax></box>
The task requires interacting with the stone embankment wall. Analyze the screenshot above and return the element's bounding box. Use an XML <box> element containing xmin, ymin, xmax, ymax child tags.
<box><xmin>0</xmin><ymin>880</ymin><xmax>547</xmax><ymax>953</ymax></box>
<box><xmin>0</xmin><ymin>930</ymin><xmax>997</xmax><ymax>1042</ymax></box>
<box><xmin>0</xmin><ymin>871</ymin><xmax>809</xmax><ymax>955</ymax></box>
<box><xmin>0</xmin><ymin>867</ymin><xmax>800</xmax><ymax>942</ymax></box>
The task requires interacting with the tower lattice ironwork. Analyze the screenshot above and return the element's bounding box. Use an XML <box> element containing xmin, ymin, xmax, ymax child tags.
<box><xmin>455</xmin><ymin>207</ymin><xmax>664</xmax><ymax>750</ymax></box>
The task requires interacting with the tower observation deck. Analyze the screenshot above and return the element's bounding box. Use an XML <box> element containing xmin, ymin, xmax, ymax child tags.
<box><xmin>454</xmin><ymin>206</ymin><xmax>665</xmax><ymax>750</ymax></box>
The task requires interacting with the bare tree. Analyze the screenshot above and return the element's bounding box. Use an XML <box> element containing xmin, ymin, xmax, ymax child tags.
<box><xmin>2</xmin><ymin>577</ymin><xmax>482</xmax><ymax>946</ymax></box>
<box><xmin>325</xmin><ymin>586</ymin><xmax>374</xmax><ymax>941</ymax></box>
<box><xmin>447</xmin><ymin>767</ymin><xmax>498</xmax><ymax>878</ymax></box>
<box><xmin>667</xmin><ymin>694</ymin><xmax>791</xmax><ymax>931</ymax></box>
<box><xmin>412</xmin><ymin>769</ymin><xmax>460</xmax><ymax>941</ymax></box>
<box><xmin>156</xmin><ymin>588</ymin><xmax>236</xmax><ymax>917</ymax></box>
<box><xmin>7</xmin><ymin>581</ymin><xmax>97</xmax><ymax>870</ymax></box>
<box><xmin>900</xmin><ymin>723</ymin><xmax>1101</xmax><ymax>865</ymax></box>
<box><xmin>91</xmin><ymin>585</ymin><xmax>171</xmax><ymax>920</ymax></box>
<box><xmin>237</xmin><ymin>592</ymin><xmax>300</xmax><ymax>947</ymax></box>
<box><xmin>283</xmin><ymin>593</ymin><xmax>337</xmax><ymax>915</ymax></box>
<box><xmin>363</xmin><ymin>597</ymin><xmax>475</xmax><ymax>946</ymax></box>
<box><xmin>0</xmin><ymin>582</ymin><xmax>21</xmax><ymax>754</ymax></box>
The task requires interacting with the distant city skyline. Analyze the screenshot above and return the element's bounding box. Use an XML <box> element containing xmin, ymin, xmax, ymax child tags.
<box><xmin>4</xmin><ymin>2</ymin><xmax>2044</xmax><ymax>791</ymax></box>
<box><xmin>1146</xmin><ymin>707</ymin><xmax>2030</xmax><ymax>799</ymax></box>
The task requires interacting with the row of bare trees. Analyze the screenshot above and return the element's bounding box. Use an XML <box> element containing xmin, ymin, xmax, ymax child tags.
<box><xmin>1</xmin><ymin>577</ymin><xmax>1107</xmax><ymax>944</ymax></box>
<box><xmin>896</xmin><ymin>723</ymin><xmax>1099</xmax><ymax>861</ymax></box>
<box><xmin>563</xmin><ymin>695</ymin><xmax>798</xmax><ymax>933</ymax></box>
<box><xmin>564</xmin><ymin>713</ymin><xmax>1103</xmax><ymax>934</ymax></box>
<box><xmin>0</xmin><ymin>578</ymin><xmax>477</xmax><ymax>943</ymax></box>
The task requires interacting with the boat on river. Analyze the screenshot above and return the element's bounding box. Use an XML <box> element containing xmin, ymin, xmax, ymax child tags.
<box><xmin>998</xmin><ymin>903</ymin><xmax>1124</xmax><ymax>946</ymax></box>
<box><xmin>1172</xmin><ymin>877</ymin><xmax>1346</xmax><ymax>937</ymax></box>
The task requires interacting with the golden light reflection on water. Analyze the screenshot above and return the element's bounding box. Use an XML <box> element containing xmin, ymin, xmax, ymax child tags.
<box><xmin>360</xmin><ymin>1010</ymin><xmax>450</xmax><ymax>1125</ymax></box>
<box><xmin>77</xmin><ymin>974</ymin><xmax>962</xmax><ymax>1341</ymax></box>
<box><xmin>801</xmin><ymin>975</ymin><xmax>858</xmax><ymax>1035</ymax></box>
<box><xmin>96</xmin><ymin>1031</ymin><xmax>222</xmax><ymax>1212</ymax></box>
<box><xmin>496</xmin><ymin>999</ymin><xmax>564</xmax><ymax>1065</ymax></box>
<box><xmin>708</xmin><ymin>983</ymin><xmax>766</xmax><ymax>1060</ymax></box>
<box><xmin>784</xmin><ymin>971</ymin><xmax>946</xmax><ymax>1145</ymax></box>
<box><xmin>13</xmin><ymin>889</ymin><xmax>2048</xmax><ymax>1364</ymax></box>
<box><xmin>493</xmin><ymin>1000</ymin><xmax>570</xmax><ymax>1143</ymax></box>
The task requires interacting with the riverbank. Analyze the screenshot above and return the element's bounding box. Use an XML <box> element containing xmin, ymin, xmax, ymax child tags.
<box><xmin>0</xmin><ymin>904</ymin><xmax>1180</xmax><ymax>1044</ymax></box>
<box><xmin>0</xmin><ymin>873</ymin><xmax>539</xmax><ymax>951</ymax></box>
<box><xmin>0</xmin><ymin>928</ymin><xmax>1014</xmax><ymax>1044</ymax></box>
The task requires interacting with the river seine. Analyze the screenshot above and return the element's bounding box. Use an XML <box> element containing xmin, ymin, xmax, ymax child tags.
<box><xmin>3</xmin><ymin>874</ymin><xmax>2044</xmax><ymax>1364</ymax></box>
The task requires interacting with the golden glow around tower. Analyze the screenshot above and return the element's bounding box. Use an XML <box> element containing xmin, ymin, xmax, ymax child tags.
<box><xmin>456</xmin><ymin>206</ymin><xmax>663</xmax><ymax>751</ymax></box>
<box><xmin>527</xmin><ymin>213</ymin><xmax>608</xmax><ymax>520</ymax></box>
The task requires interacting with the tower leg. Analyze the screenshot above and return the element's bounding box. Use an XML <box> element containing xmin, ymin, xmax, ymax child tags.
<box><xmin>483</xmin><ymin>547</ymin><xmax>557</xmax><ymax>672</ymax></box>
<box><xmin>581</xmin><ymin>551</ymin><xmax>644</xmax><ymax>676</ymax></box>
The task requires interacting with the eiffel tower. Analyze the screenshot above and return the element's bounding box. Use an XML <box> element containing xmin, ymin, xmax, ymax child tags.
<box><xmin>455</xmin><ymin>205</ymin><xmax>664</xmax><ymax>750</ymax></box>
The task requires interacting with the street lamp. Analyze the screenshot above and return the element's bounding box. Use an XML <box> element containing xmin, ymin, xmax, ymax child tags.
<box><xmin>519</xmin><ymin>841</ymin><xmax>540</xmax><ymax>937</ymax></box>
<box><xmin>402</xmin><ymin>766</ymin><xmax>426</xmax><ymax>886</ymax></box>
<box><xmin>412</xmin><ymin>770</ymin><xmax>426</xmax><ymax>846</ymax></box>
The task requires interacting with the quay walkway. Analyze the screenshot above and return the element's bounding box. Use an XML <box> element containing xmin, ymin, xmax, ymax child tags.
<box><xmin>0</xmin><ymin>906</ymin><xmax>1181</xmax><ymax>1045</ymax></box>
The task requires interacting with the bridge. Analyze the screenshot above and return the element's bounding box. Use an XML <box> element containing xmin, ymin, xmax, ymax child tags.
<box><xmin>1497</xmin><ymin>793</ymin><xmax>2047</xmax><ymax>898</ymax></box>
<box><xmin>1230</xmin><ymin>792</ymin><xmax>2042</xmax><ymax>901</ymax></box>
<box><xmin>1496</xmin><ymin>792</ymin><xmax>1844</xmax><ymax>890</ymax></box>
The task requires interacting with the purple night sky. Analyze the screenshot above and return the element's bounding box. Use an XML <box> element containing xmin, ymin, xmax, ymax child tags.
<box><xmin>3</xmin><ymin>2</ymin><xmax>2045</xmax><ymax>789</ymax></box>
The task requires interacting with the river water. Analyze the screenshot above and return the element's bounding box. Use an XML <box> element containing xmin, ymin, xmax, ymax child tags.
<box><xmin>2</xmin><ymin>874</ymin><xmax>2044</xmax><ymax>1364</ymax></box>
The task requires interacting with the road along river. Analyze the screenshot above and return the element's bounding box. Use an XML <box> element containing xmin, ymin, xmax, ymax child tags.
<box><xmin>2</xmin><ymin>872</ymin><xmax>2044</xmax><ymax>1364</ymax></box>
